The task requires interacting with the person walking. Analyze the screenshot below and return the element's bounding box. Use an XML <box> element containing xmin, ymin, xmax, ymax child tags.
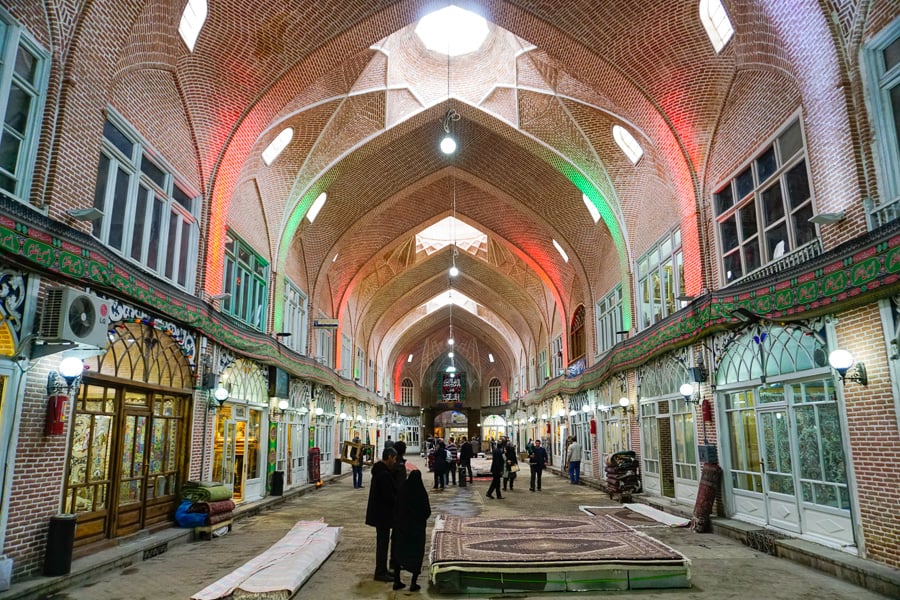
<box><xmin>566</xmin><ymin>435</ymin><xmax>583</xmax><ymax>484</ymax></box>
<box><xmin>365</xmin><ymin>447</ymin><xmax>399</xmax><ymax>582</ymax></box>
<box><xmin>446</xmin><ymin>437</ymin><xmax>458</xmax><ymax>485</ymax></box>
<box><xmin>459</xmin><ymin>436</ymin><xmax>474</xmax><ymax>483</ymax></box>
<box><xmin>502</xmin><ymin>437</ymin><xmax>519</xmax><ymax>491</ymax></box>
<box><xmin>528</xmin><ymin>438</ymin><xmax>548</xmax><ymax>491</ymax></box>
<box><xmin>350</xmin><ymin>435</ymin><xmax>365</xmax><ymax>489</ymax></box>
<box><xmin>486</xmin><ymin>439</ymin><xmax>505</xmax><ymax>499</ymax></box>
<box><xmin>390</xmin><ymin>469</ymin><xmax>431</xmax><ymax>592</ymax></box>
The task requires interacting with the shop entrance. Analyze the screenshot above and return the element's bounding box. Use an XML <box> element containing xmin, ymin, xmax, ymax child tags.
<box><xmin>64</xmin><ymin>323</ymin><xmax>192</xmax><ymax>547</ymax></box>
<box><xmin>433</xmin><ymin>410</ymin><xmax>468</xmax><ymax>440</ymax></box>
<box><xmin>114</xmin><ymin>403</ymin><xmax>151</xmax><ymax>537</ymax></box>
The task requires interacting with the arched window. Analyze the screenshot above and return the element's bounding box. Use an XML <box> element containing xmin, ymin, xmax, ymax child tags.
<box><xmin>488</xmin><ymin>377</ymin><xmax>502</xmax><ymax>406</ymax></box>
<box><xmin>401</xmin><ymin>378</ymin><xmax>414</xmax><ymax>406</ymax></box>
<box><xmin>178</xmin><ymin>0</ymin><xmax>208</xmax><ymax>52</ymax></box>
<box><xmin>570</xmin><ymin>305</ymin><xmax>586</xmax><ymax>362</ymax></box>
<box><xmin>612</xmin><ymin>125</ymin><xmax>643</xmax><ymax>164</ymax></box>
<box><xmin>699</xmin><ymin>0</ymin><xmax>734</xmax><ymax>53</ymax></box>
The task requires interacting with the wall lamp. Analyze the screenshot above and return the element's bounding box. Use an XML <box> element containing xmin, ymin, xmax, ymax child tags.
<box><xmin>270</xmin><ymin>397</ymin><xmax>290</xmax><ymax>417</ymax></box>
<box><xmin>67</xmin><ymin>207</ymin><xmax>103</xmax><ymax>221</ymax></box>
<box><xmin>49</xmin><ymin>356</ymin><xmax>85</xmax><ymax>394</ymax></box>
<box><xmin>828</xmin><ymin>349</ymin><xmax>868</xmax><ymax>386</ymax></box>
<box><xmin>679</xmin><ymin>383</ymin><xmax>702</xmax><ymax>405</ymax></box>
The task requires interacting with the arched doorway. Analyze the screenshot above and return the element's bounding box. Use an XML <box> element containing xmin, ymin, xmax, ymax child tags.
<box><xmin>481</xmin><ymin>414</ymin><xmax>506</xmax><ymax>444</ymax></box>
<box><xmin>65</xmin><ymin>322</ymin><xmax>192</xmax><ymax>545</ymax></box>
<box><xmin>433</xmin><ymin>410</ymin><xmax>468</xmax><ymax>440</ymax></box>
<box><xmin>717</xmin><ymin>325</ymin><xmax>855</xmax><ymax>549</ymax></box>
<box><xmin>214</xmin><ymin>359</ymin><xmax>268</xmax><ymax>502</ymax></box>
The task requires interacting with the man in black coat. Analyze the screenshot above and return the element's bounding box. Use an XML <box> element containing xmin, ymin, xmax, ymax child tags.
<box><xmin>459</xmin><ymin>436</ymin><xmax>474</xmax><ymax>483</ymax></box>
<box><xmin>366</xmin><ymin>447</ymin><xmax>399</xmax><ymax>581</ymax></box>
<box><xmin>486</xmin><ymin>439</ymin><xmax>505</xmax><ymax>499</ymax></box>
<box><xmin>529</xmin><ymin>438</ymin><xmax>548</xmax><ymax>491</ymax></box>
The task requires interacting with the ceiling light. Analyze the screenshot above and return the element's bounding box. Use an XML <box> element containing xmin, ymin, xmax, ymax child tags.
<box><xmin>448</xmin><ymin>337</ymin><xmax>454</xmax><ymax>346</ymax></box>
<box><xmin>262</xmin><ymin>127</ymin><xmax>293</xmax><ymax>165</ymax></box>
<box><xmin>407</xmin><ymin>353</ymin><xmax>414</xmax><ymax>363</ymax></box>
<box><xmin>446</xmin><ymin>365</ymin><xmax>456</xmax><ymax>373</ymax></box>
<box><xmin>488</xmin><ymin>353</ymin><xmax>494</xmax><ymax>363</ymax></box>
<box><xmin>440</xmin><ymin>135</ymin><xmax>457</xmax><ymax>155</ymax></box>
<box><xmin>449</xmin><ymin>264</ymin><xmax>459</xmax><ymax>277</ymax></box>
<box><xmin>448</xmin><ymin>351</ymin><xmax>454</xmax><ymax>358</ymax></box>
<box><xmin>306</xmin><ymin>192</ymin><xmax>327</xmax><ymax>222</ymax></box>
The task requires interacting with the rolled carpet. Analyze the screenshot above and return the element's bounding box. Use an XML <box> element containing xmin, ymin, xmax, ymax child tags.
<box><xmin>182</xmin><ymin>484</ymin><xmax>233</xmax><ymax>503</ymax></box>
<box><xmin>189</xmin><ymin>500</ymin><xmax>236</xmax><ymax>515</ymax></box>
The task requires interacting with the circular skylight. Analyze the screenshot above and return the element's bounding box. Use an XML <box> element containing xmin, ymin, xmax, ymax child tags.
<box><xmin>415</xmin><ymin>5</ymin><xmax>489</xmax><ymax>57</ymax></box>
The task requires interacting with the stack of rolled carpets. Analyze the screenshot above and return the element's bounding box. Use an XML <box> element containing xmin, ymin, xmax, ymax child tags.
<box><xmin>189</xmin><ymin>499</ymin><xmax>236</xmax><ymax>526</ymax></box>
<box><xmin>182</xmin><ymin>480</ymin><xmax>233</xmax><ymax>503</ymax></box>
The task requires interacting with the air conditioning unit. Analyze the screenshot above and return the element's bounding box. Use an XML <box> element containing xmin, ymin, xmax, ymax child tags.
<box><xmin>39</xmin><ymin>287</ymin><xmax>111</xmax><ymax>349</ymax></box>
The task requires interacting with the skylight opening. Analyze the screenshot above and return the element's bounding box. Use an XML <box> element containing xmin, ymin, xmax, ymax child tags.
<box><xmin>178</xmin><ymin>0</ymin><xmax>208</xmax><ymax>52</ymax></box>
<box><xmin>306</xmin><ymin>192</ymin><xmax>327</xmax><ymax>223</ymax></box>
<box><xmin>416</xmin><ymin>216</ymin><xmax>487</xmax><ymax>256</ymax></box>
<box><xmin>424</xmin><ymin>290</ymin><xmax>478</xmax><ymax>315</ymax></box>
<box><xmin>612</xmin><ymin>125</ymin><xmax>643</xmax><ymax>165</ymax></box>
<box><xmin>407</xmin><ymin>353</ymin><xmax>414</xmax><ymax>363</ymax></box>
<box><xmin>415</xmin><ymin>5</ymin><xmax>489</xmax><ymax>57</ymax></box>
<box><xmin>262</xmin><ymin>127</ymin><xmax>293</xmax><ymax>165</ymax></box>
<box><xmin>552</xmin><ymin>239</ymin><xmax>569</xmax><ymax>263</ymax></box>
<box><xmin>699</xmin><ymin>0</ymin><xmax>734</xmax><ymax>53</ymax></box>
<box><xmin>582</xmin><ymin>193</ymin><xmax>601</xmax><ymax>223</ymax></box>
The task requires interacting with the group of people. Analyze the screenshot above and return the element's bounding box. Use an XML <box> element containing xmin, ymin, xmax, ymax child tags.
<box><xmin>364</xmin><ymin>442</ymin><xmax>430</xmax><ymax>591</ymax></box>
<box><xmin>361</xmin><ymin>431</ymin><xmax>581</xmax><ymax>590</ymax></box>
<box><xmin>428</xmin><ymin>436</ymin><xmax>476</xmax><ymax>489</ymax></box>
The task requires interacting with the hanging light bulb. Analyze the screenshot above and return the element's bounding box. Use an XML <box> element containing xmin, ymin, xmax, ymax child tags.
<box><xmin>448</xmin><ymin>351</ymin><xmax>454</xmax><ymax>358</ymax></box>
<box><xmin>449</xmin><ymin>262</ymin><xmax>459</xmax><ymax>277</ymax></box>
<box><xmin>448</xmin><ymin>336</ymin><xmax>455</xmax><ymax>345</ymax></box>
<box><xmin>440</xmin><ymin>135</ymin><xmax>457</xmax><ymax>154</ymax></box>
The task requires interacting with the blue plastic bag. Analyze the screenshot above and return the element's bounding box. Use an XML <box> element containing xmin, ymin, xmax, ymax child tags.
<box><xmin>175</xmin><ymin>499</ymin><xmax>207</xmax><ymax>528</ymax></box>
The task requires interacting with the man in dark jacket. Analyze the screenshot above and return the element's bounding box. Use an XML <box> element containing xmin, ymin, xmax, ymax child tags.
<box><xmin>459</xmin><ymin>436</ymin><xmax>474</xmax><ymax>483</ymax></box>
<box><xmin>529</xmin><ymin>438</ymin><xmax>548</xmax><ymax>491</ymax></box>
<box><xmin>486</xmin><ymin>439</ymin><xmax>505</xmax><ymax>499</ymax></box>
<box><xmin>366</xmin><ymin>447</ymin><xmax>398</xmax><ymax>581</ymax></box>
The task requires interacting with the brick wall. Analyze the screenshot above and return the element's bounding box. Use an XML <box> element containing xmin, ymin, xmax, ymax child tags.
<box><xmin>833</xmin><ymin>303</ymin><xmax>900</xmax><ymax>568</ymax></box>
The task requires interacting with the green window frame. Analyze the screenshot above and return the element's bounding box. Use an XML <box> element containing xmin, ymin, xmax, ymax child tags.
<box><xmin>223</xmin><ymin>233</ymin><xmax>269</xmax><ymax>330</ymax></box>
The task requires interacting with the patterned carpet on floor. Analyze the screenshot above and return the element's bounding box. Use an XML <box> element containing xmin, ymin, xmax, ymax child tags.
<box><xmin>429</xmin><ymin>515</ymin><xmax>691</xmax><ymax>593</ymax></box>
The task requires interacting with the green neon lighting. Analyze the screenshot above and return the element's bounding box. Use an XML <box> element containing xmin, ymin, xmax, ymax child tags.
<box><xmin>557</xmin><ymin>164</ymin><xmax>632</xmax><ymax>331</ymax></box>
<box><xmin>274</xmin><ymin>176</ymin><xmax>337</xmax><ymax>331</ymax></box>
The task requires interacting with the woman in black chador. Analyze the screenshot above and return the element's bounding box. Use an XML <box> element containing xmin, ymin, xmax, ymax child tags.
<box><xmin>391</xmin><ymin>469</ymin><xmax>431</xmax><ymax>591</ymax></box>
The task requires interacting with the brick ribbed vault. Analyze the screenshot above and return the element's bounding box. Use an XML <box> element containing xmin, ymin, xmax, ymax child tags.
<box><xmin>30</xmin><ymin>0</ymin><xmax>860</xmax><ymax>406</ymax></box>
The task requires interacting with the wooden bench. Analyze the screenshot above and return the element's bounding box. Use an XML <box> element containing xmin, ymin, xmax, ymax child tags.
<box><xmin>194</xmin><ymin>519</ymin><xmax>233</xmax><ymax>541</ymax></box>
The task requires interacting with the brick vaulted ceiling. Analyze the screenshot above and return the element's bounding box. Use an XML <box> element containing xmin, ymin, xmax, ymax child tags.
<box><xmin>30</xmin><ymin>0</ymin><xmax>871</xmax><ymax>402</ymax></box>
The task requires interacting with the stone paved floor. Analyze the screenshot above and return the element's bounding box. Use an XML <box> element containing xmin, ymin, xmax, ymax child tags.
<box><xmin>44</xmin><ymin>456</ymin><xmax>888</xmax><ymax>599</ymax></box>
